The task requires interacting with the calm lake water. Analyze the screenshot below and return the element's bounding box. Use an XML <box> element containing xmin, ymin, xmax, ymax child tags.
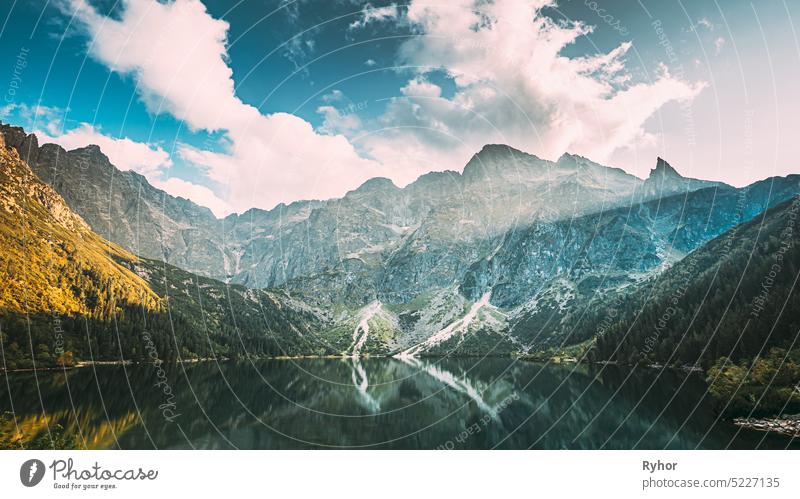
<box><xmin>1</xmin><ymin>358</ymin><xmax>797</xmax><ymax>449</ymax></box>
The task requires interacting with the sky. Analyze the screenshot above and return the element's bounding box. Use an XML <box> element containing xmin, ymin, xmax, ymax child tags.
<box><xmin>0</xmin><ymin>0</ymin><xmax>798</xmax><ymax>217</ymax></box>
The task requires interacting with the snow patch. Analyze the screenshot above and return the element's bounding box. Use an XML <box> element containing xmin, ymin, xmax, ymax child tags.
<box><xmin>397</xmin><ymin>292</ymin><xmax>492</xmax><ymax>357</ymax></box>
<box><xmin>348</xmin><ymin>301</ymin><xmax>381</xmax><ymax>357</ymax></box>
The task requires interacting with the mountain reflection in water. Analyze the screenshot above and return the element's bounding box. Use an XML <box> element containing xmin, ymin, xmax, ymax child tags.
<box><xmin>2</xmin><ymin>358</ymin><xmax>796</xmax><ymax>449</ymax></box>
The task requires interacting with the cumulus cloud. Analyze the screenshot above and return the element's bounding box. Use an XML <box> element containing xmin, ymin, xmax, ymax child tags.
<box><xmin>349</xmin><ymin>3</ymin><xmax>399</xmax><ymax>30</ymax></box>
<box><xmin>318</xmin><ymin>106</ymin><xmax>363</xmax><ymax>135</ymax></box>
<box><xmin>37</xmin><ymin>123</ymin><xmax>172</xmax><ymax>177</ymax></box>
<box><xmin>151</xmin><ymin>177</ymin><xmax>231</xmax><ymax>217</ymax></box>
<box><xmin>66</xmin><ymin>0</ymin><xmax>384</xmax><ymax>213</ymax></box>
<box><xmin>349</xmin><ymin>0</ymin><xmax>706</xmax><ymax>181</ymax></box>
<box><xmin>61</xmin><ymin>0</ymin><xmax>706</xmax><ymax>213</ymax></box>
<box><xmin>714</xmin><ymin>37</ymin><xmax>726</xmax><ymax>55</ymax></box>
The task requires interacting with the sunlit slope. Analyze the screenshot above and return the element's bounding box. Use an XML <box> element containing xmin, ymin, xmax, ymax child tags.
<box><xmin>0</xmin><ymin>134</ymin><xmax>159</xmax><ymax>318</ymax></box>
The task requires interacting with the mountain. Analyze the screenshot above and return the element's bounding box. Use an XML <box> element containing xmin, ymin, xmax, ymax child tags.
<box><xmin>2</xmin><ymin>121</ymin><xmax>799</xmax><ymax>361</ymax></box>
<box><xmin>640</xmin><ymin>157</ymin><xmax>714</xmax><ymax>200</ymax></box>
<box><xmin>490</xmin><ymin>178</ymin><xmax>800</xmax><ymax>347</ymax></box>
<box><xmin>0</xmin><ymin>124</ymin><xmax>233</xmax><ymax>279</ymax></box>
<box><xmin>0</xmin><ymin>130</ymin><xmax>159</xmax><ymax>319</ymax></box>
<box><xmin>589</xmin><ymin>195</ymin><xmax>800</xmax><ymax>367</ymax></box>
<box><xmin>0</xmin><ymin>124</ymin><xmax>720</xmax><ymax>293</ymax></box>
<box><xmin>0</xmin><ymin>131</ymin><xmax>326</xmax><ymax>370</ymax></box>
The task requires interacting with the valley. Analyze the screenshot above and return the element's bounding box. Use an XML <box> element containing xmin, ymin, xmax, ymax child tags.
<box><xmin>1</xmin><ymin>121</ymin><xmax>798</xmax><ymax>428</ymax></box>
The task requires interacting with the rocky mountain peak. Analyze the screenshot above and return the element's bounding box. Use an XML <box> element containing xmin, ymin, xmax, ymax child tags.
<box><xmin>470</xmin><ymin>144</ymin><xmax>539</xmax><ymax>164</ymax></box>
<box><xmin>463</xmin><ymin>143</ymin><xmax>543</xmax><ymax>181</ymax></box>
<box><xmin>557</xmin><ymin>152</ymin><xmax>588</xmax><ymax>166</ymax></box>
<box><xmin>72</xmin><ymin>144</ymin><xmax>109</xmax><ymax>163</ymax></box>
<box><xmin>350</xmin><ymin>176</ymin><xmax>399</xmax><ymax>195</ymax></box>
<box><xmin>0</xmin><ymin>122</ymin><xmax>39</xmax><ymax>164</ymax></box>
<box><xmin>650</xmin><ymin>157</ymin><xmax>684</xmax><ymax>179</ymax></box>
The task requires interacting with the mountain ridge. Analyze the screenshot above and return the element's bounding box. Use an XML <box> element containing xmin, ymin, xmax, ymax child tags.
<box><xmin>1</xmin><ymin>122</ymin><xmax>720</xmax><ymax>289</ymax></box>
<box><xmin>0</xmin><ymin>130</ymin><xmax>334</xmax><ymax>369</ymax></box>
<box><xmin>1</xmin><ymin>120</ymin><xmax>800</xmax><ymax>373</ymax></box>
<box><xmin>1</xmin><ymin>122</ymin><xmax>723</xmax><ymax>220</ymax></box>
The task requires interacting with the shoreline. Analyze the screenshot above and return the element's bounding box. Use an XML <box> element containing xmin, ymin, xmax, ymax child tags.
<box><xmin>1</xmin><ymin>352</ymin><xmax>523</xmax><ymax>373</ymax></box>
<box><xmin>734</xmin><ymin>416</ymin><xmax>800</xmax><ymax>438</ymax></box>
<box><xmin>3</xmin><ymin>356</ymin><xmax>798</xmax><ymax>442</ymax></box>
<box><xmin>0</xmin><ymin>356</ymin><xmax>227</xmax><ymax>374</ymax></box>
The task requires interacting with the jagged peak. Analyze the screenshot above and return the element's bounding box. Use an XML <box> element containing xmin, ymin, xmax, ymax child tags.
<box><xmin>478</xmin><ymin>143</ymin><xmax>524</xmax><ymax>155</ymax></box>
<box><xmin>649</xmin><ymin>157</ymin><xmax>684</xmax><ymax>179</ymax></box>
<box><xmin>473</xmin><ymin>143</ymin><xmax>539</xmax><ymax>161</ymax></box>
<box><xmin>71</xmin><ymin>143</ymin><xmax>108</xmax><ymax>160</ymax></box>
<box><xmin>557</xmin><ymin>152</ymin><xmax>588</xmax><ymax>164</ymax></box>
<box><xmin>351</xmin><ymin>176</ymin><xmax>399</xmax><ymax>194</ymax></box>
<box><xmin>462</xmin><ymin>143</ymin><xmax>545</xmax><ymax>181</ymax></box>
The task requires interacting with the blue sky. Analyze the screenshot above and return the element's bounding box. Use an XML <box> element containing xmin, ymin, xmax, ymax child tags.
<box><xmin>1</xmin><ymin>0</ymin><xmax>798</xmax><ymax>216</ymax></box>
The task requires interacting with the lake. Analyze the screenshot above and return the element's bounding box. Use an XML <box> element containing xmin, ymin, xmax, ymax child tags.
<box><xmin>1</xmin><ymin>358</ymin><xmax>797</xmax><ymax>449</ymax></box>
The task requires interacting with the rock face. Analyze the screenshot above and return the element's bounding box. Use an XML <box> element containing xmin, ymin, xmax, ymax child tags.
<box><xmin>480</xmin><ymin>181</ymin><xmax>800</xmax><ymax>349</ymax></box>
<box><xmin>2</xmin><ymin>121</ymin><xmax>799</xmax><ymax>357</ymax></box>
<box><xmin>0</xmin><ymin>134</ymin><xmax>158</xmax><ymax>318</ymax></box>
<box><xmin>734</xmin><ymin>416</ymin><xmax>800</xmax><ymax>437</ymax></box>
<box><xmin>0</xmin><ymin>131</ymin><xmax>331</xmax><ymax>365</ymax></box>
<box><xmin>0</xmin><ymin>124</ymin><xmax>723</xmax><ymax>290</ymax></box>
<box><xmin>640</xmin><ymin>157</ymin><xmax>712</xmax><ymax>199</ymax></box>
<box><xmin>589</xmin><ymin>195</ymin><xmax>800</xmax><ymax>367</ymax></box>
<box><xmin>0</xmin><ymin>123</ymin><xmax>230</xmax><ymax>281</ymax></box>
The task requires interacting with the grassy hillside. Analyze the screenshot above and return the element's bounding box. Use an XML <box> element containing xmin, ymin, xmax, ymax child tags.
<box><xmin>589</xmin><ymin>196</ymin><xmax>800</xmax><ymax>366</ymax></box>
<box><xmin>587</xmin><ymin>196</ymin><xmax>800</xmax><ymax>414</ymax></box>
<box><xmin>0</xmin><ymin>137</ymin><xmax>159</xmax><ymax>318</ymax></box>
<box><xmin>0</xmin><ymin>136</ymin><xmax>327</xmax><ymax>370</ymax></box>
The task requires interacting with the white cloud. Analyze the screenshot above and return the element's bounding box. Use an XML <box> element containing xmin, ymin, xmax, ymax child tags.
<box><xmin>61</xmin><ymin>0</ymin><xmax>707</xmax><ymax>213</ymax></box>
<box><xmin>317</xmin><ymin>105</ymin><xmax>363</xmax><ymax>135</ymax></box>
<box><xmin>151</xmin><ymin>177</ymin><xmax>231</xmax><ymax>217</ymax></box>
<box><xmin>694</xmin><ymin>17</ymin><xmax>715</xmax><ymax>31</ymax></box>
<box><xmin>37</xmin><ymin>123</ymin><xmax>172</xmax><ymax>177</ymax></box>
<box><xmin>400</xmin><ymin>77</ymin><xmax>442</xmax><ymax>98</ymax></box>
<box><xmin>714</xmin><ymin>37</ymin><xmax>726</xmax><ymax>55</ymax></box>
<box><xmin>1</xmin><ymin>103</ymin><xmax>65</xmax><ymax>136</ymax></box>
<box><xmin>66</xmin><ymin>0</ymin><xmax>385</xmax><ymax>214</ymax></box>
<box><xmin>348</xmin><ymin>0</ymin><xmax>706</xmax><ymax>181</ymax></box>
<box><xmin>349</xmin><ymin>3</ymin><xmax>399</xmax><ymax>30</ymax></box>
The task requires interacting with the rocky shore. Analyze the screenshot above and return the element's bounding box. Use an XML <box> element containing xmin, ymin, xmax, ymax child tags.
<box><xmin>734</xmin><ymin>415</ymin><xmax>800</xmax><ymax>437</ymax></box>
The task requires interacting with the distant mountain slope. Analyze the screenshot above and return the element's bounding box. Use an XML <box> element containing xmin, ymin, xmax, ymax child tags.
<box><xmin>4</xmin><ymin>121</ymin><xmax>799</xmax><ymax>362</ymax></box>
<box><xmin>0</xmin><ymin>131</ymin><xmax>159</xmax><ymax>318</ymax></box>
<box><xmin>485</xmin><ymin>179</ymin><xmax>800</xmax><ymax>348</ymax></box>
<box><xmin>589</xmin><ymin>195</ymin><xmax>800</xmax><ymax>367</ymax></box>
<box><xmin>0</xmin><ymin>124</ymin><xmax>233</xmax><ymax>279</ymax></box>
<box><xmin>0</xmin><ymin>132</ymin><xmax>326</xmax><ymax>370</ymax></box>
<box><xmin>0</xmin><ymin>124</ymin><xmax>721</xmax><ymax>293</ymax></box>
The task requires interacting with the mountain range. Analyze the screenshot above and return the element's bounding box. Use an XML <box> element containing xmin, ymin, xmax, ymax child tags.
<box><xmin>0</xmin><ymin>128</ymin><xmax>327</xmax><ymax>369</ymax></box>
<box><xmin>1</xmin><ymin>121</ymin><xmax>799</xmax><ymax>373</ymax></box>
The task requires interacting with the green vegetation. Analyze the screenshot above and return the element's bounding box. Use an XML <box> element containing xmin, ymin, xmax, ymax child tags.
<box><xmin>707</xmin><ymin>348</ymin><xmax>800</xmax><ymax>415</ymax></box>
<box><xmin>0</xmin><ymin>136</ymin><xmax>327</xmax><ymax>370</ymax></box>
<box><xmin>520</xmin><ymin>337</ymin><xmax>595</xmax><ymax>362</ymax></box>
<box><xmin>588</xmin><ymin>197</ymin><xmax>800</xmax><ymax>370</ymax></box>
<box><xmin>1</xmin><ymin>412</ymin><xmax>81</xmax><ymax>450</ymax></box>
